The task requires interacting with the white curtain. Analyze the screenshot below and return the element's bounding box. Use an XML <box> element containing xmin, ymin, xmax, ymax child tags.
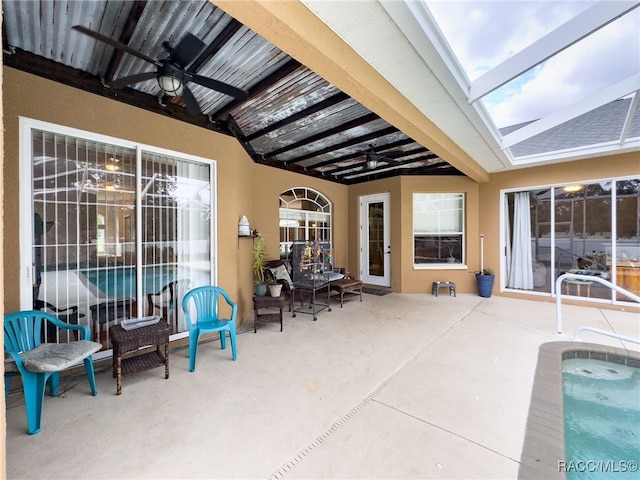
<box><xmin>508</xmin><ymin>192</ymin><xmax>534</xmax><ymax>289</ymax></box>
<box><xmin>504</xmin><ymin>194</ymin><xmax>512</xmax><ymax>282</ymax></box>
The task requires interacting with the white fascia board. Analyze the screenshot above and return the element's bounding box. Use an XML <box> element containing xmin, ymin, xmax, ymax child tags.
<box><xmin>502</xmin><ymin>74</ymin><xmax>640</xmax><ymax>149</ymax></box>
<box><xmin>509</xmin><ymin>137</ymin><xmax>640</xmax><ymax>167</ymax></box>
<box><xmin>380</xmin><ymin>0</ymin><xmax>511</xmax><ymax>169</ymax></box>
<box><xmin>469</xmin><ymin>1</ymin><xmax>640</xmax><ymax>103</ymax></box>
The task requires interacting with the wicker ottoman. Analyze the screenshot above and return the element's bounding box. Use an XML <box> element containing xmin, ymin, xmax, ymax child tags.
<box><xmin>109</xmin><ymin>319</ymin><xmax>170</xmax><ymax>395</ymax></box>
<box><xmin>330</xmin><ymin>278</ymin><xmax>363</xmax><ymax>307</ymax></box>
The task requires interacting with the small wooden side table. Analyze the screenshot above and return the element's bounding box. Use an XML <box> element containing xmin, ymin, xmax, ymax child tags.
<box><xmin>109</xmin><ymin>319</ymin><xmax>170</xmax><ymax>395</ymax></box>
<box><xmin>253</xmin><ymin>294</ymin><xmax>285</xmax><ymax>332</ymax></box>
<box><xmin>564</xmin><ymin>279</ymin><xmax>593</xmax><ymax>297</ymax></box>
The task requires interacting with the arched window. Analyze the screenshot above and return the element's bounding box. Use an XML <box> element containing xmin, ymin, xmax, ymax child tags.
<box><xmin>279</xmin><ymin>187</ymin><xmax>332</xmax><ymax>259</ymax></box>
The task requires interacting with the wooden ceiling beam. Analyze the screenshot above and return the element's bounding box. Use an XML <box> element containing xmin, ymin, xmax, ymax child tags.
<box><xmin>189</xmin><ymin>18</ymin><xmax>243</xmax><ymax>71</ymax></box>
<box><xmin>266</xmin><ymin>112</ymin><xmax>380</xmax><ymax>157</ymax></box>
<box><xmin>212</xmin><ymin>58</ymin><xmax>302</xmax><ymax>121</ymax></box>
<box><xmin>281</xmin><ymin>125</ymin><xmax>398</xmax><ymax>164</ymax></box>
<box><xmin>3</xmin><ymin>48</ymin><xmax>231</xmax><ymax>136</ymax></box>
<box><xmin>245</xmin><ymin>91</ymin><xmax>349</xmax><ymax>142</ymax></box>
<box><xmin>307</xmin><ymin>137</ymin><xmax>418</xmax><ymax>169</ymax></box>
<box><xmin>103</xmin><ymin>1</ymin><xmax>149</xmax><ymax>83</ymax></box>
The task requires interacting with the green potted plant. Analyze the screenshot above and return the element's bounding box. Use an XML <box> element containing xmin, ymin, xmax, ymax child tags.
<box><xmin>476</xmin><ymin>267</ymin><xmax>495</xmax><ymax>298</ymax></box>
<box><xmin>251</xmin><ymin>233</ymin><xmax>268</xmax><ymax>296</ymax></box>
<box><xmin>267</xmin><ymin>275</ymin><xmax>282</xmax><ymax>297</ymax></box>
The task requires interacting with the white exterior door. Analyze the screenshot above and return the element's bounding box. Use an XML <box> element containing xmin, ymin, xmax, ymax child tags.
<box><xmin>360</xmin><ymin>193</ymin><xmax>391</xmax><ymax>287</ymax></box>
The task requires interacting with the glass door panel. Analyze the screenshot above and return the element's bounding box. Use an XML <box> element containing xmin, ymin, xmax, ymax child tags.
<box><xmin>368</xmin><ymin>202</ymin><xmax>385</xmax><ymax>277</ymax></box>
<box><xmin>614</xmin><ymin>179</ymin><xmax>640</xmax><ymax>300</ymax></box>
<box><xmin>360</xmin><ymin>193</ymin><xmax>390</xmax><ymax>286</ymax></box>
<box><xmin>29</xmin><ymin>127</ymin><xmax>213</xmax><ymax>350</ymax></box>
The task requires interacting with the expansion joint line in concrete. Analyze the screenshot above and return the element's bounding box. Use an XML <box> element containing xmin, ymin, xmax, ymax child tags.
<box><xmin>268</xmin><ymin>304</ymin><xmax>476</xmax><ymax>479</ymax></box>
<box><xmin>267</xmin><ymin>375</ymin><xmax>394</xmax><ymax>480</ymax></box>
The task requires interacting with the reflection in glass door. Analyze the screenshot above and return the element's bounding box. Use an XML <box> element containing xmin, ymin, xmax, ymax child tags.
<box><xmin>24</xmin><ymin>122</ymin><xmax>214</xmax><ymax>350</ymax></box>
<box><xmin>360</xmin><ymin>193</ymin><xmax>390</xmax><ymax>286</ymax></box>
<box><xmin>504</xmin><ymin>178</ymin><xmax>639</xmax><ymax>302</ymax></box>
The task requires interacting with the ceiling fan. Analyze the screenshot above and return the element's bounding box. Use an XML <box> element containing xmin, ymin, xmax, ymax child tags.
<box><xmin>364</xmin><ymin>145</ymin><xmax>405</xmax><ymax>170</ymax></box>
<box><xmin>73</xmin><ymin>25</ymin><xmax>248</xmax><ymax>115</ymax></box>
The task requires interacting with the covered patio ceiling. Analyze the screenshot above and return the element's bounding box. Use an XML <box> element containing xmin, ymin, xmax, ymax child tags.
<box><xmin>3</xmin><ymin>1</ymin><xmax>638</xmax><ymax>185</ymax></box>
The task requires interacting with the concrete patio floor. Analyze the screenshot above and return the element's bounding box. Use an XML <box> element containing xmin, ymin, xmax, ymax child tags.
<box><xmin>5</xmin><ymin>293</ymin><xmax>639</xmax><ymax>479</ymax></box>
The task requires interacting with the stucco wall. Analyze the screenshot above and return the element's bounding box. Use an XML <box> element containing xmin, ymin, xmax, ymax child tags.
<box><xmin>346</xmin><ymin>176</ymin><xmax>482</xmax><ymax>294</ymax></box>
<box><xmin>4</xmin><ymin>67</ymin><xmax>639</xmax><ymax>323</ymax></box>
<box><xmin>2</xmin><ymin>67</ymin><xmax>348</xmax><ymax>323</ymax></box>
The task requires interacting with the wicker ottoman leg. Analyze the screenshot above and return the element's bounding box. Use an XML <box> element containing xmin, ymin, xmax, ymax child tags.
<box><xmin>115</xmin><ymin>355</ymin><xmax>122</xmax><ymax>395</ymax></box>
<box><xmin>163</xmin><ymin>343</ymin><xmax>169</xmax><ymax>379</ymax></box>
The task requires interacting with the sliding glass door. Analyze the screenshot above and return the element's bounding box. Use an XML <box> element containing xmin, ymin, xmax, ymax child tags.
<box><xmin>23</xmin><ymin>120</ymin><xmax>215</xmax><ymax>349</ymax></box>
<box><xmin>504</xmin><ymin>178</ymin><xmax>639</xmax><ymax>303</ymax></box>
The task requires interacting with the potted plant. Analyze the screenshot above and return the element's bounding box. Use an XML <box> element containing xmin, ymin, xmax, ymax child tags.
<box><xmin>476</xmin><ymin>268</ymin><xmax>495</xmax><ymax>298</ymax></box>
<box><xmin>444</xmin><ymin>237</ymin><xmax>458</xmax><ymax>263</ymax></box>
<box><xmin>267</xmin><ymin>276</ymin><xmax>283</xmax><ymax>297</ymax></box>
<box><xmin>251</xmin><ymin>233</ymin><xmax>268</xmax><ymax>296</ymax></box>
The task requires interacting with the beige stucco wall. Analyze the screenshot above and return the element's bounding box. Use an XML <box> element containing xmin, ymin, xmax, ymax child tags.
<box><xmin>4</xmin><ymin>67</ymin><xmax>639</xmax><ymax>319</ymax></box>
<box><xmin>0</xmin><ymin>16</ymin><xmax>5</xmax><ymax>474</ymax></box>
<box><xmin>347</xmin><ymin>176</ymin><xmax>482</xmax><ymax>294</ymax></box>
<box><xmin>2</xmin><ymin>67</ymin><xmax>349</xmax><ymax>324</ymax></box>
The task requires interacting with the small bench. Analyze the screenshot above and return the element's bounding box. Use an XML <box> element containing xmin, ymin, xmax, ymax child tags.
<box><xmin>432</xmin><ymin>281</ymin><xmax>456</xmax><ymax>297</ymax></box>
<box><xmin>330</xmin><ymin>278</ymin><xmax>363</xmax><ymax>307</ymax></box>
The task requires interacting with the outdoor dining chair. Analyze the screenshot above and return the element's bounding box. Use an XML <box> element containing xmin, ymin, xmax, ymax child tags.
<box><xmin>147</xmin><ymin>279</ymin><xmax>193</xmax><ymax>333</ymax></box>
<box><xmin>4</xmin><ymin>310</ymin><xmax>101</xmax><ymax>434</ymax></box>
<box><xmin>181</xmin><ymin>286</ymin><xmax>237</xmax><ymax>372</ymax></box>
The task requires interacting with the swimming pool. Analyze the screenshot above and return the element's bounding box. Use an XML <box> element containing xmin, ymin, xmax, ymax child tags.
<box><xmin>562</xmin><ymin>356</ymin><xmax>640</xmax><ymax>479</ymax></box>
<box><xmin>519</xmin><ymin>342</ymin><xmax>640</xmax><ymax>480</ymax></box>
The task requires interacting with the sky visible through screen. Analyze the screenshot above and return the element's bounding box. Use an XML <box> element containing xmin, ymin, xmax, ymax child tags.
<box><xmin>425</xmin><ymin>0</ymin><xmax>640</xmax><ymax>128</ymax></box>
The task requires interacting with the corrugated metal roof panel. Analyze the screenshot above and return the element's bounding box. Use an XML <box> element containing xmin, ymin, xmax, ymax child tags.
<box><xmin>231</xmin><ymin>69</ymin><xmax>338</xmax><ymax>135</ymax></box>
<box><xmin>2</xmin><ymin>0</ymin><xmax>459</xmax><ymax>184</ymax></box>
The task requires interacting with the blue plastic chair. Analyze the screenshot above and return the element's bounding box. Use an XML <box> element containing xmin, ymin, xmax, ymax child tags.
<box><xmin>4</xmin><ymin>310</ymin><xmax>101</xmax><ymax>434</ymax></box>
<box><xmin>182</xmin><ymin>286</ymin><xmax>238</xmax><ymax>372</ymax></box>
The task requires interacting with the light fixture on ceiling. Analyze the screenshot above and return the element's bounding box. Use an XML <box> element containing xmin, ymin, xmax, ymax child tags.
<box><xmin>157</xmin><ymin>65</ymin><xmax>184</xmax><ymax>97</ymax></box>
<box><xmin>367</xmin><ymin>158</ymin><xmax>378</xmax><ymax>169</ymax></box>
<box><xmin>105</xmin><ymin>157</ymin><xmax>120</xmax><ymax>171</ymax></box>
<box><xmin>564</xmin><ymin>184</ymin><xmax>584</xmax><ymax>193</ymax></box>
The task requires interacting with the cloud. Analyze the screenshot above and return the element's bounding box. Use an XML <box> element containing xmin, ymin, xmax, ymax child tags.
<box><xmin>426</xmin><ymin>0</ymin><xmax>639</xmax><ymax>127</ymax></box>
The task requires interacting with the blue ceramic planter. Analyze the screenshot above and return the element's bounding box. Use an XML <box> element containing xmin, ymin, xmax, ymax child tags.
<box><xmin>476</xmin><ymin>273</ymin><xmax>495</xmax><ymax>298</ymax></box>
<box><xmin>255</xmin><ymin>282</ymin><xmax>268</xmax><ymax>296</ymax></box>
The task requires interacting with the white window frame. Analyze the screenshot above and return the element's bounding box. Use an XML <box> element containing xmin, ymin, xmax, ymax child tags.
<box><xmin>279</xmin><ymin>187</ymin><xmax>332</xmax><ymax>259</ymax></box>
<box><xmin>413</xmin><ymin>193</ymin><xmax>466</xmax><ymax>269</ymax></box>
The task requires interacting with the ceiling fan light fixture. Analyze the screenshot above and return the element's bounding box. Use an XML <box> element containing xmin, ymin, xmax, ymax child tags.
<box><xmin>158</xmin><ymin>72</ymin><xmax>184</xmax><ymax>97</ymax></box>
<box><xmin>105</xmin><ymin>157</ymin><xmax>120</xmax><ymax>171</ymax></box>
<box><xmin>367</xmin><ymin>159</ymin><xmax>378</xmax><ymax>170</ymax></box>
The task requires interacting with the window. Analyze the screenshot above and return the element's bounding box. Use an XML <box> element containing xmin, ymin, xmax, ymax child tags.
<box><xmin>23</xmin><ymin>120</ymin><xmax>215</xmax><ymax>348</ymax></box>
<box><xmin>503</xmin><ymin>177</ymin><xmax>640</xmax><ymax>302</ymax></box>
<box><xmin>279</xmin><ymin>187</ymin><xmax>332</xmax><ymax>260</ymax></box>
<box><xmin>413</xmin><ymin>193</ymin><xmax>465</xmax><ymax>266</ymax></box>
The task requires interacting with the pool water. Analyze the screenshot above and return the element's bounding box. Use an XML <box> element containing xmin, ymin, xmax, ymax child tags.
<box><xmin>563</xmin><ymin>358</ymin><xmax>640</xmax><ymax>479</ymax></box>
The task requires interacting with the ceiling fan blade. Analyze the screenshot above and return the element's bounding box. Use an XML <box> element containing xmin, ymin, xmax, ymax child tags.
<box><xmin>180</xmin><ymin>85</ymin><xmax>202</xmax><ymax>115</ymax></box>
<box><xmin>380</xmin><ymin>150</ymin><xmax>405</xmax><ymax>159</ymax></box>
<box><xmin>170</xmin><ymin>33</ymin><xmax>205</xmax><ymax>68</ymax></box>
<box><xmin>189</xmin><ymin>74</ymin><xmax>248</xmax><ymax>99</ymax></box>
<box><xmin>73</xmin><ymin>25</ymin><xmax>160</xmax><ymax>66</ymax></box>
<box><xmin>108</xmin><ymin>71</ymin><xmax>157</xmax><ymax>89</ymax></box>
